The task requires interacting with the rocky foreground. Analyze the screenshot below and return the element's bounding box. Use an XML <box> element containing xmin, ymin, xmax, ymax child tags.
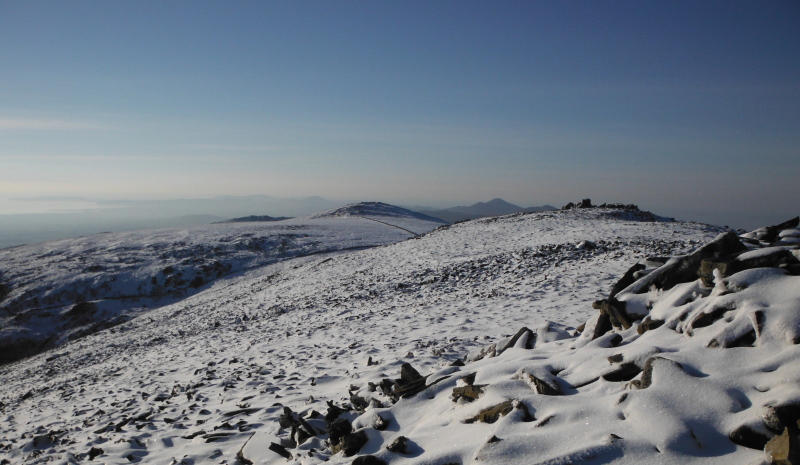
<box><xmin>1</xmin><ymin>209</ymin><xmax>798</xmax><ymax>464</ymax></box>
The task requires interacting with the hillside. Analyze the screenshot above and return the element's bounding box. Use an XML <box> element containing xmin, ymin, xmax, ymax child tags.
<box><xmin>310</xmin><ymin>202</ymin><xmax>448</xmax><ymax>235</ymax></box>
<box><xmin>0</xmin><ymin>208</ymin><xmax>445</xmax><ymax>365</ymax></box>
<box><xmin>8</xmin><ymin>208</ymin><xmax>796</xmax><ymax>464</ymax></box>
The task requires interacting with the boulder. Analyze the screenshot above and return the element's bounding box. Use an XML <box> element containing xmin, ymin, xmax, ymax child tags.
<box><xmin>327</xmin><ymin>418</ymin><xmax>353</xmax><ymax>446</ymax></box>
<box><xmin>609</xmin><ymin>263</ymin><xmax>646</xmax><ymax>300</ymax></box>
<box><xmin>386</xmin><ymin>436</ymin><xmax>409</xmax><ymax>454</ymax></box>
<box><xmin>729</xmin><ymin>423</ymin><xmax>772</xmax><ymax>450</ymax></box>
<box><xmin>451</xmin><ymin>385</ymin><xmax>486</xmax><ymax>402</ymax></box>
<box><xmin>465</xmin><ymin>400</ymin><xmax>514</xmax><ymax>424</ymax></box>
<box><xmin>622</xmin><ymin>231</ymin><xmax>746</xmax><ymax>294</ymax></box>
<box><xmin>332</xmin><ymin>430</ymin><xmax>369</xmax><ymax>457</ymax></box>
<box><xmin>765</xmin><ymin>427</ymin><xmax>800</xmax><ymax>465</ymax></box>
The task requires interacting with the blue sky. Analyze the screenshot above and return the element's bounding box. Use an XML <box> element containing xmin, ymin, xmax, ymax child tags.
<box><xmin>1</xmin><ymin>1</ymin><xmax>798</xmax><ymax>228</ymax></box>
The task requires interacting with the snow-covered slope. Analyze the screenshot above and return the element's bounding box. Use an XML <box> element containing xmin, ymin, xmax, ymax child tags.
<box><xmin>0</xmin><ymin>213</ymin><xmax>444</xmax><ymax>365</ymax></box>
<box><xmin>0</xmin><ymin>209</ymin><xmax>797</xmax><ymax>465</ymax></box>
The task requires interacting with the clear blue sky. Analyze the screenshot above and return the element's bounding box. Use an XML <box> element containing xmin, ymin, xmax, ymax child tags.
<box><xmin>1</xmin><ymin>1</ymin><xmax>798</xmax><ymax>228</ymax></box>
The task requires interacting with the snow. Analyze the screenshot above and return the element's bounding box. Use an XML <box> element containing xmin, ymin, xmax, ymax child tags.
<box><xmin>0</xmin><ymin>213</ymin><xmax>444</xmax><ymax>362</ymax></box>
<box><xmin>0</xmin><ymin>207</ymin><xmax>796</xmax><ymax>465</ymax></box>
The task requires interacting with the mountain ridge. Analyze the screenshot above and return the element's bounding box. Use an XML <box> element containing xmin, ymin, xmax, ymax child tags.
<box><xmin>411</xmin><ymin>198</ymin><xmax>557</xmax><ymax>223</ymax></box>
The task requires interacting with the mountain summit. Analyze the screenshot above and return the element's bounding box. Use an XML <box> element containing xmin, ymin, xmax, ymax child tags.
<box><xmin>311</xmin><ymin>201</ymin><xmax>447</xmax><ymax>223</ymax></box>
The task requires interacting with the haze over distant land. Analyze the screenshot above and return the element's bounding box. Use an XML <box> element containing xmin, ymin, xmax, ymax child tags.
<box><xmin>1</xmin><ymin>2</ymin><xmax>798</xmax><ymax>240</ymax></box>
<box><xmin>0</xmin><ymin>193</ymin><xmax>795</xmax><ymax>250</ymax></box>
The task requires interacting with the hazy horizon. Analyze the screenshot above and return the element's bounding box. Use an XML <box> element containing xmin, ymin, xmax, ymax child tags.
<box><xmin>0</xmin><ymin>193</ymin><xmax>793</xmax><ymax>251</ymax></box>
<box><xmin>2</xmin><ymin>1</ymin><xmax>798</xmax><ymax>241</ymax></box>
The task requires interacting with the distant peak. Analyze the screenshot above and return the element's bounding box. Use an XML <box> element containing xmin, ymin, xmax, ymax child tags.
<box><xmin>310</xmin><ymin>202</ymin><xmax>447</xmax><ymax>223</ymax></box>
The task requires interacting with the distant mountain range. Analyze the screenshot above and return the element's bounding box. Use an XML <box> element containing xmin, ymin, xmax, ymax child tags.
<box><xmin>410</xmin><ymin>198</ymin><xmax>557</xmax><ymax>224</ymax></box>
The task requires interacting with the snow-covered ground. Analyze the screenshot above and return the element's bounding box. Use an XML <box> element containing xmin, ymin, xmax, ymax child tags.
<box><xmin>0</xmin><ymin>208</ymin><xmax>444</xmax><ymax>364</ymax></box>
<box><xmin>0</xmin><ymin>207</ymin><xmax>797</xmax><ymax>465</ymax></box>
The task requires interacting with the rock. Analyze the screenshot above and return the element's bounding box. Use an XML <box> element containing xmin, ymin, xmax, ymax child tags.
<box><xmin>268</xmin><ymin>442</ymin><xmax>293</xmax><ymax>460</ymax></box>
<box><xmin>325</xmin><ymin>400</ymin><xmax>346</xmax><ymax>423</ymax></box>
<box><xmin>698</xmin><ymin>259</ymin><xmax>733</xmax><ymax>287</ymax></box>
<box><xmin>762</xmin><ymin>402</ymin><xmax>800</xmax><ymax>434</ymax></box>
<box><xmin>450</xmin><ymin>359</ymin><xmax>465</xmax><ymax>367</ymax></box>
<box><xmin>574</xmin><ymin>322</ymin><xmax>586</xmax><ymax>336</ymax></box>
<box><xmin>525</xmin><ymin>374</ymin><xmax>562</xmax><ymax>396</ymax></box>
<box><xmin>358</xmin><ymin>412</ymin><xmax>389</xmax><ymax>431</ymax></box>
<box><xmin>332</xmin><ymin>430</ymin><xmax>369</xmax><ymax>457</ymax></box>
<box><xmin>592</xmin><ymin>312</ymin><xmax>614</xmax><ymax>339</ymax></box>
<box><xmin>609</xmin><ymin>263</ymin><xmax>646</xmax><ymax>300</ymax></box>
<box><xmin>386</xmin><ymin>435</ymin><xmax>409</xmax><ymax>454</ymax></box>
<box><xmin>757</xmin><ymin>217</ymin><xmax>800</xmax><ymax>243</ymax></box>
<box><xmin>624</xmin><ymin>231</ymin><xmax>747</xmax><ymax>293</ymax></box>
<box><xmin>374</xmin><ymin>414</ymin><xmax>389</xmax><ymax>431</ymax></box>
<box><xmin>495</xmin><ymin>327</ymin><xmax>535</xmax><ymax>354</ymax></box>
<box><xmin>350</xmin><ymin>393</ymin><xmax>370</xmax><ymax>412</ymax></box>
<box><xmin>328</xmin><ymin>418</ymin><xmax>353</xmax><ymax>445</ymax></box>
<box><xmin>765</xmin><ymin>427</ymin><xmax>800</xmax><ymax>464</ymax></box>
<box><xmin>595</xmin><ymin>299</ymin><xmax>633</xmax><ymax>330</ymax></box>
<box><xmin>602</xmin><ymin>363</ymin><xmax>642</xmax><ymax>382</ymax></box>
<box><xmin>630</xmin><ymin>357</ymin><xmax>682</xmax><ymax>390</ymax></box>
<box><xmin>465</xmin><ymin>400</ymin><xmax>514</xmax><ymax>424</ymax></box>
<box><xmin>637</xmin><ymin>316</ymin><xmax>664</xmax><ymax>335</ymax></box>
<box><xmin>394</xmin><ymin>374</ymin><xmax>450</xmax><ymax>400</ymax></box>
<box><xmin>451</xmin><ymin>385</ymin><xmax>486</xmax><ymax>402</ymax></box>
<box><xmin>466</xmin><ymin>343</ymin><xmax>497</xmax><ymax>362</ymax></box>
<box><xmin>514</xmin><ymin>400</ymin><xmax>536</xmax><ymax>422</ymax></box>
<box><xmin>729</xmin><ymin>423</ymin><xmax>772</xmax><ymax>450</ymax></box>
<box><xmin>399</xmin><ymin>363</ymin><xmax>423</xmax><ymax>384</ymax></box>
<box><xmin>459</xmin><ymin>372</ymin><xmax>477</xmax><ymax>385</ymax></box>
<box><xmin>88</xmin><ymin>447</ymin><xmax>104</xmax><ymax>460</ymax></box>
<box><xmin>352</xmin><ymin>456</ymin><xmax>387</xmax><ymax>465</ymax></box>
<box><xmin>223</xmin><ymin>407</ymin><xmax>261</xmax><ymax>417</ymax></box>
